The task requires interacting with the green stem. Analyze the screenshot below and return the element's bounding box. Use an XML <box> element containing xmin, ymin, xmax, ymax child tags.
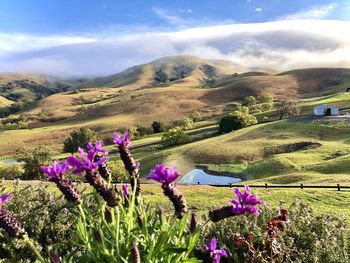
<box><xmin>115</xmin><ymin>207</ymin><xmax>120</xmax><ymax>255</ymax></box>
<box><xmin>78</xmin><ymin>203</ymin><xmax>91</xmax><ymax>251</ymax></box>
<box><xmin>24</xmin><ymin>235</ymin><xmax>46</xmax><ymax>263</ymax></box>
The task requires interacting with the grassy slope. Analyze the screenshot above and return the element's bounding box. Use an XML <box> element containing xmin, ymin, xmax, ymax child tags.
<box><xmin>136</xmin><ymin>118</ymin><xmax>350</xmax><ymax>185</ymax></box>
<box><xmin>2</xmin><ymin>180</ymin><xmax>349</xmax><ymax>219</ymax></box>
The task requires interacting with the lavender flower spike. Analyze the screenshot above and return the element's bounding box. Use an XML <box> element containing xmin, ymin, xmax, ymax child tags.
<box><xmin>113</xmin><ymin>131</ymin><xmax>132</xmax><ymax>148</ymax></box>
<box><xmin>209</xmin><ymin>185</ymin><xmax>264</xmax><ymax>222</ymax></box>
<box><xmin>204</xmin><ymin>237</ymin><xmax>228</xmax><ymax>263</ymax></box>
<box><xmin>147</xmin><ymin>164</ymin><xmax>180</xmax><ymax>185</ymax></box>
<box><xmin>0</xmin><ymin>194</ymin><xmax>26</xmax><ymax>238</ymax></box>
<box><xmin>0</xmin><ymin>194</ymin><xmax>10</xmax><ymax>206</ymax></box>
<box><xmin>114</xmin><ymin>131</ymin><xmax>140</xmax><ymax>198</ymax></box>
<box><xmin>88</xmin><ymin>141</ymin><xmax>112</xmax><ymax>180</ymax></box>
<box><xmin>67</xmin><ymin>147</ymin><xmax>119</xmax><ymax>207</ymax></box>
<box><xmin>41</xmin><ymin>161</ymin><xmax>81</xmax><ymax>204</ymax></box>
<box><xmin>67</xmin><ymin>147</ymin><xmax>108</xmax><ymax>174</ymax></box>
<box><xmin>231</xmin><ymin>185</ymin><xmax>264</xmax><ymax>216</ymax></box>
<box><xmin>147</xmin><ymin>164</ymin><xmax>187</xmax><ymax>219</ymax></box>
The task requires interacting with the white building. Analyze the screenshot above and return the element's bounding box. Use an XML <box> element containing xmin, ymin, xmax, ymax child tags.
<box><xmin>314</xmin><ymin>104</ymin><xmax>339</xmax><ymax>116</ymax></box>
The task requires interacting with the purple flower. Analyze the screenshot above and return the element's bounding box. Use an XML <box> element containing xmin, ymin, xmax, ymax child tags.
<box><xmin>147</xmin><ymin>164</ymin><xmax>180</xmax><ymax>185</ymax></box>
<box><xmin>122</xmin><ymin>184</ymin><xmax>130</xmax><ymax>201</ymax></box>
<box><xmin>113</xmin><ymin>131</ymin><xmax>131</xmax><ymax>149</ymax></box>
<box><xmin>230</xmin><ymin>185</ymin><xmax>264</xmax><ymax>216</ymax></box>
<box><xmin>67</xmin><ymin>147</ymin><xmax>108</xmax><ymax>174</ymax></box>
<box><xmin>204</xmin><ymin>237</ymin><xmax>228</xmax><ymax>263</ymax></box>
<box><xmin>41</xmin><ymin>161</ymin><xmax>70</xmax><ymax>180</ymax></box>
<box><xmin>87</xmin><ymin>141</ymin><xmax>108</xmax><ymax>155</ymax></box>
<box><xmin>0</xmin><ymin>194</ymin><xmax>10</xmax><ymax>206</ymax></box>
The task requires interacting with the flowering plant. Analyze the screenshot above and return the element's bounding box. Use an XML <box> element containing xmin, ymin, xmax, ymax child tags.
<box><xmin>0</xmin><ymin>132</ymin><xmax>265</xmax><ymax>262</ymax></box>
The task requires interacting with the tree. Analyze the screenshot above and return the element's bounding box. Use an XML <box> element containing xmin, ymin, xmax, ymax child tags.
<box><xmin>18</xmin><ymin>146</ymin><xmax>53</xmax><ymax>180</ymax></box>
<box><xmin>151</xmin><ymin>121</ymin><xmax>164</xmax><ymax>133</ymax></box>
<box><xmin>219</xmin><ymin>108</ymin><xmax>257</xmax><ymax>134</ymax></box>
<box><xmin>63</xmin><ymin>128</ymin><xmax>98</xmax><ymax>153</ymax></box>
<box><xmin>276</xmin><ymin>99</ymin><xmax>300</xmax><ymax>120</ymax></box>
<box><xmin>161</xmin><ymin>126</ymin><xmax>190</xmax><ymax>147</ymax></box>
<box><xmin>242</xmin><ymin>96</ymin><xmax>257</xmax><ymax>107</ymax></box>
<box><xmin>256</xmin><ymin>94</ymin><xmax>273</xmax><ymax>104</ymax></box>
<box><xmin>189</xmin><ymin>111</ymin><xmax>202</xmax><ymax>122</ymax></box>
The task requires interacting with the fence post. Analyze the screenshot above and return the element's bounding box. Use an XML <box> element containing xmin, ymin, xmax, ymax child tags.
<box><xmin>300</xmin><ymin>183</ymin><xmax>303</xmax><ymax>189</ymax></box>
<box><xmin>337</xmin><ymin>184</ymin><xmax>340</xmax><ymax>191</ymax></box>
<box><xmin>265</xmin><ymin>183</ymin><xmax>268</xmax><ymax>189</ymax></box>
<box><xmin>229</xmin><ymin>183</ymin><xmax>232</xmax><ymax>188</ymax></box>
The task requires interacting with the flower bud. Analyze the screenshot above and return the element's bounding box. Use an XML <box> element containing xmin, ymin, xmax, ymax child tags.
<box><xmin>0</xmin><ymin>209</ymin><xmax>26</xmax><ymax>238</ymax></box>
<box><xmin>190</xmin><ymin>213</ymin><xmax>197</xmax><ymax>233</ymax></box>
<box><xmin>49</xmin><ymin>249</ymin><xmax>62</xmax><ymax>263</ymax></box>
<box><xmin>131</xmin><ymin>241</ymin><xmax>141</xmax><ymax>263</ymax></box>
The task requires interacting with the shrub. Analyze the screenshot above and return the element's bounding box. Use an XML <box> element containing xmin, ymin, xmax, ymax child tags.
<box><xmin>151</xmin><ymin>121</ymin><xmax>165</xmax><ymax>133</ymax></box>
<box><xmin>171</xmin><ymin>117</ymin><xmax>193</xmax><ymax>130</ymax></box>
<box><xmin>18</xmin><ymin>146</ymin><xmax>54</xmax><ymax>180</ymax></box>
<box><xmin>0</xmin><ymin>163</ymin><xmax>24</xmax><ymax>180</ymax></box>
<box><xmin>242</xmin><ymin>96</ymin><xmax>257</xmax><ymax>107</ymax></box>
<box><xmin>108</xmin><ymin>160</ymin><xmax>130</xmax><ymax>182</ymax></box>
<box><xmin>0</xmin><ymin>183</ymin><xmax>76</xmax><ymax>262</ymax></box>
<box><xmin>256</xmin><ymin>94</ymin><xmax>273</xmax><ymax>104</ymax></box>
<box><xmin>63</xmin><ymin>128</ymin><xmax>98</xmax><ymax>153</ymax></box>
<box><xmin>189</xmin><ymin>111</ymin><xmax>202</xmax><ymax>122</ymax></box>
<box><xmin>205</xmin><ymin>201</ymin><xmax>350</xmax><ymax>262</ymax></box>
<box><xmin>219</xmin><ymin>108</ymin><xmax>257</xmax><ymax>134</ymax></box>
<box><xmin>135</xmin><ymin>125</ymin><xmax>153</xmax><ymax>137</ymax></box>
<box><xmin>161</xmin><ymin>126</ymin><xmax>190</xmax><ymax>147</ymax></box>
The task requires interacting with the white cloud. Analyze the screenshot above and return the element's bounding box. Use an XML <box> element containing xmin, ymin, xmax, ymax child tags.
<box><xmin>152</xmin><ymin>6</ymin><xmax>190</xmax><ymax>26</ymax></box>
<box><xmin>0</xmin><ymin>33</ymin><xmax>96</xmax><ymax>52</ymax></box>
<box><xmin>255</xmin><ymin>8</ymin><xmax>263</xmax><ymax>12</ymax></box>
<box><xmin>1</xmin><ymin>19</ymin><xmax>350</xmax><ymax>76</ymax></box>
<box><xmin>280</xmin><ymin>3</ymin><xmax>338</xmax><ymax>20</ymax></box>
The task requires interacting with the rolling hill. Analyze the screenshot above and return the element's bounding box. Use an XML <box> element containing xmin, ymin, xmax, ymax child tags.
<box><xmin>0</xmin><ymin>72</ymin><xmax>86</xmax><ymax>106</ymax></box>
<box><xmin>1</xmin><ymin>55</ymin><xmax>350</xmax><ymax>157</ymax></box>
<box><xmin>85</xmin><ymin>55</ymin><xmax>251</xmax><ymax>89</ymax></box>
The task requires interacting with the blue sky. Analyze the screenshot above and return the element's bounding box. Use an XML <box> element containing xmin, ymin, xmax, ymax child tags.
<box><xmin>0</xmin><ymin>0</ymin><xmax>348</xmax><ymax>34</ymax></box>
<box><xmin>1</xmin><ymin>1</ymin><xmax>350</xmax><ymax>75</ymax></box>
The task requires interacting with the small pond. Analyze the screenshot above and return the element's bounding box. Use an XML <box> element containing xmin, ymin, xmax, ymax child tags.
<box><xmin>0</xmin><ymin>159</ymin><xmax>22</xmax><ymax>165</ymax></box>
<box><xmin>178</xmin><ymin>169</ymin><xmax>241</xmax><ymax>185</ymax></box>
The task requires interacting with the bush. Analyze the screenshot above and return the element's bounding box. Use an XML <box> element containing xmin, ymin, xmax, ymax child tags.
<box><xmin>242</xmin><ymin>96</ymin><xmax>257</xmax><ymax>107</ymax></box>
<box><xmin>189</xmin><ymin>111</ymin><xmax>203</xmax><ymax>122</ymax></box>
<box><xmin>18</xmin><ymin>146</ymin><xmax>54</xmax><ymax>180</ymax></box>
<box><xmin>219</xmin><ymin>108</ymin><xmax>257</xmax><ymax>133</ymax></box>
<box><xmin>108</xmin><ymin>160</ymin><xmax>130</xmax><ymax>182</ymax></box>
<box><xmin>63</xmin><ymin>128</ymin><xmax>98</xmax><ymax>153</ymax></box>
<box><xmin>151</xmin><ymin>121</ymin><xmax>165</xmax><ymax>133</ymax></box>
<box><xmin>171</xmin><ymin>117</ymin><xmax>194</xmax><ymax>130</ymax></box>
<box><xmin>204</xmin><ymin>201</ymin><xmax>350</xmax><ymax>262</ymax></box>
<box><xmin>161</xmin><ymin>126</ymin><xmax>190</xmax><ymax>147</ymax></box>
<box><xmin>136</xmin><ymin>126</ymin><xmax>153</xmax><ymax>137</ymax></box>
<box><xmin>0</xmin><ymin>163</ymin><xmax>24</xmax><ymax>180</ymax></box>
<box><xmin>0</xmin><ymin>183</ymin><xmax>76</xmax><ymax>262</ymax></box>
<box><xmin>256</xmin><ymin>94</ymin><xmax>273</xmax><ymax>104</ymax></box>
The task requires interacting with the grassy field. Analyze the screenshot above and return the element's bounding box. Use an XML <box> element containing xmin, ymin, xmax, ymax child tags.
<box><xmin>2</xmin><ymin>180</ymin><xmax>349</xmax><ymax>220</ymax></box>
<box><xmin>132</xmin><ymin>117</ymin><xmax>350</xmax><ymax>186</ymax></box>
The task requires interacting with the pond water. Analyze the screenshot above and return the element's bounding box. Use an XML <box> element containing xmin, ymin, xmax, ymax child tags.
<box><xmin>178</xmin><ymin>169</ymin><xmax>241</xmax><ymax>185</ymax></box>
<box><xmin>0</xmin><ymin>159</ymin><xmax>21</xmax><ymax>165</ymax></box>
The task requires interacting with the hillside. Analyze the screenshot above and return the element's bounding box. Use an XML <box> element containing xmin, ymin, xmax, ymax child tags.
<box><xmin>0</xmin><ymin>72</ymin><xmax>85</xmax><ymax>105</ymax></box>
<box><xmin>212</xmin><ymin>68</ymin><xmax>350</xmax><ymax>99</ymax></box>
<box><xmin>86</xmin><ymin>55</ymin><xmax>250</xmax><ymax>89</ymax></box>
<box><xmin>1</xmin><ymin>56</ymin><xmax>350</xmax><ymax>157</ymax></box>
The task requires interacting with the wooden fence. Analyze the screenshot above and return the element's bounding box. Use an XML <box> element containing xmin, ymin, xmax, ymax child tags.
<box><xmin>196</xmin><ymin>183</ymin><xmax>350</xmax><ymax>191</ymax></box>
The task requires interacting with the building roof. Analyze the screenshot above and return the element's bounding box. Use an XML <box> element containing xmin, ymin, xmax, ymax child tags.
<box><xmin>314</xmin><ymin>104</ymin><xmax>338</xmax><ymax>109</ymax></box>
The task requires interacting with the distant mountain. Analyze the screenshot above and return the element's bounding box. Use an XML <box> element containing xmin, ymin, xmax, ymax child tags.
<box><xmin>85</xmin><ymin>55</ymin><xmax>254</xmax><ymax>89</ymax></box>
<box><xmin>0</xmin><ymin>73</ymin><xmax>85</xmax><ymax>106</ymax></box>
<box><xmin>210</xmin><ymin>67</ymin><xmax>350</xmax><ymax>100</ymax></box>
